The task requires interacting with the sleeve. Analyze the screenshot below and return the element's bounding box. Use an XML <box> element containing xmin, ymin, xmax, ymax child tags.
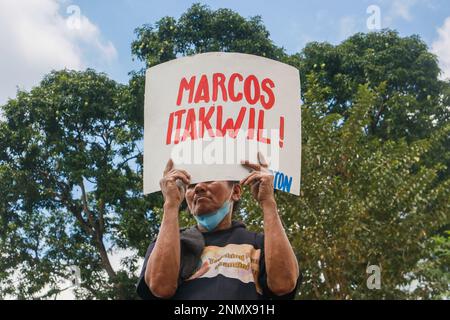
<box><xmin>257</xmin><ymin>234</ymin><xmax>301</xmax><ymax>300</ymax></box>
<box><xmin>136</xmin><ymin>232</ymin><xmax>196</xmax><ymax>300</ymax></box>
<box><xmin>135</xmin><ymin>241</ymin><xmax>165</xmax><ymax>300</ymax></box>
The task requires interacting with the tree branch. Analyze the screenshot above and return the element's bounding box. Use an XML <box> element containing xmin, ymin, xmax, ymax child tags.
<box><xmin>93</xmin><ymin>233</ymin><xmax>117</xmax><ymax>280</ymax></box>
<box><xmin>117</xmin><ymin>154</ymin><xmax>139</xmax><ymax>170</ymax></box>
<box><xmin>37</xmin><ymin>168</ymin><xmax>94</xmax><ymax>236</ymax></box>
<box><xmin>98</xmin><ymin>198</ymin><xmax>105</xmax><ymax>235</ymax></box>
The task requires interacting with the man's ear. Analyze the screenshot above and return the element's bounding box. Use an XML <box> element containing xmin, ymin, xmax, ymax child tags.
<box><xmin>231</xmin><ymin>183</ymin><xmax>242</xmax><ymax>202</ymax></box>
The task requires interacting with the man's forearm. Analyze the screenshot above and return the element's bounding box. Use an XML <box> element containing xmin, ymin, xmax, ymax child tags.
<box><xmin>145</xmin><ymin>202</ymin><xmax>181</xmax><ymax>298</ymax></box>
<box><xmin>262</xmin><ymin>199</ymin><xmax>299</xmax><ymax>295</ymax></box>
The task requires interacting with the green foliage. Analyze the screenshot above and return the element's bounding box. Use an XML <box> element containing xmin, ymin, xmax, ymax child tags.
<box><xmin>131</xmin><ymin>3</ymin><xmax>285</xmax><ymax>68</ymax></box>
<box><xmin>294</xmin><ymin>30</ymin><xmax>449</xmax><ymax>141</ymax></box>
<box><xmin>1</xmin><ymin>3</ymin><xmax>449</xmax><ymax>300</ymax></box>
<box><xmin>411</xmin><ymin>230</ymin><xmax>450</xmax><ymax>299</ymax></box>
<box><xmin>242</xmin><ymin>80</ymin><xmax>450</xmax><ymax>299</ymax></box>
<box><xmin>0</xmin><ymin>69</ymin><xmax>162</xmax><ymax>299</ymax></box>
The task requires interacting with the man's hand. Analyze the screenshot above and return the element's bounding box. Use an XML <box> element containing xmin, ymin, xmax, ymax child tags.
<box><xmin>241</xmin><ymin>153</ymin><xmax>299</xmax><ymax>296</ymax></box>
<box><xmin>159</xmin><ymin>159</ymin><xmax>191</xmax><ymax>207</ymax></box>
<box><xmin>240</xmin><ymin>152</ymin><xmax>275</xmax><ymax>206</ymax></box>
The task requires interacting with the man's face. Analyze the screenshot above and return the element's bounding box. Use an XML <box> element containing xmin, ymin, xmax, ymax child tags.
<box><xmin>185</xmin><ymin>181</ymin><xmax>241</xmax><ymax>216</ymax></box>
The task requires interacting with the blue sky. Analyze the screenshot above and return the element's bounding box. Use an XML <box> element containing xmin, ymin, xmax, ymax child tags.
<box><xmin>70</xmin><ymin>0</ymin><xmax>450</xmax><ymax>83</ymax></box>
<box><xmin>1</xmin><ymin>0</ymin><xmax>449</xmax><ymax>299</ymax></box>
<box><xmin>0</xmin><ymin>0</ymin><xmax>449</xmax><ymax>104</ymax></box>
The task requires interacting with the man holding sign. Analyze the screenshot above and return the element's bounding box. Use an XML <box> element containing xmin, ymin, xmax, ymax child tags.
<box><xmin>136</xmin><ymin>152</ymin><xmax>300</xmax><ymax>299</ymax></box>
<box><xmin>136</xmin><ymin>52</ymin><xmax>301</xmax><ymax>299</ymax></box>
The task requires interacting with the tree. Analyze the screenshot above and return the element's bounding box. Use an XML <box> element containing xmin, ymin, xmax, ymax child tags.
<box><xmin>1</xmin><ymin>3</ymin><xmax>449</xmax><ymax>300</ymax></box>
<box><xmin>131</xmin><ymin>3</ymin><xmax>285</xmax><ymax>68</ymax></box>
<box><xmin>240</xmin><ymin>77</ymin><xmax>450</xmax><ymax>299</ymax></box>
<box><xmin>293</xmin><ymin>30</ymin><xmax>450</xmax><ymax>141</ymax></box>
<box><xmin>0</xmin><ymin>69</ymin><xmax>162</xmax><ymax>299</ymax></box>
<box><xmin>128</xmin><ymin>2</ymin><xmax>287</xmax><ymax>127</ymax></box>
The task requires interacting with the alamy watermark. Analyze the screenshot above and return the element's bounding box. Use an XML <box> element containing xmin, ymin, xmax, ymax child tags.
<box><xmin>366</xmin><ymin>264</ymin><xmax>381</xmax><ymax>290</ymax></box>
<box><xmin>169</xmin><ymin>127</ymin><xmax>282</xmax><ymax>170</ymax></box>
<box><xmin>367</xmin><ymin>5</ymin><xmax>382</xmax><ymax>31</ymax></box>
<box><xmin>68</xmin><ymin>265</ymin><xmax>82</xmax><ymax>288</ymax></box>
<box><xmin>66</xmin><ymin>5</ymin><xmax>81</xmax><ymax>30</ymax></box>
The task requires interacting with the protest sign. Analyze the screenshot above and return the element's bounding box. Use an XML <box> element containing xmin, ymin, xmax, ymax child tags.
<box><xmin>144</xmin><ymin>52</ymin><xmax>301</xmax><ymax>195</ymax></box>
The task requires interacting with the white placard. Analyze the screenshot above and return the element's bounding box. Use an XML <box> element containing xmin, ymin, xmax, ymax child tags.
<box><xmin>144</xmin><ymin>52</ymin><xmax>301</xmax><ymax>195</ymax></box>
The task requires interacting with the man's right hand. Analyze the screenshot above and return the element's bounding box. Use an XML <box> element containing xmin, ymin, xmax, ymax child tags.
<box><xmin>159</xmin><ymin>159</ymin><xmax>191</xmax><ymax>208</ymax></box>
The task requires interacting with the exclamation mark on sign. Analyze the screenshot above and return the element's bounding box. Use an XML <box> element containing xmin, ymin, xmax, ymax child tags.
<box><xmin>279</xmin><ymin>116</ymin><xmax>285</xmax><ymax>148</ymax></box>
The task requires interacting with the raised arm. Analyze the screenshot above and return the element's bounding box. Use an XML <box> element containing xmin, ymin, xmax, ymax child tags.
<box><xmin>241</xmin><ymin>152</ymin><xmax>299</xmax><ymax>296</ymax></box>
<box><xmin>145</xmin><ymin>159</ymin><xmax>190</xmax><ymax>298</ymax></box>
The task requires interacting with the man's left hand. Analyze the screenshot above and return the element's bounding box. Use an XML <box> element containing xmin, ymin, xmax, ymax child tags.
<box><xmin>240</xmin><ymin>152</ymin><xmax>275</xmax><ymax>205</ymax></box>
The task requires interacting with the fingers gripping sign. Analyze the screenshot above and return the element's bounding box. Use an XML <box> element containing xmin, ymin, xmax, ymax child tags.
<box><xmin>240</xmin><ymin>152</ymin><xmax>275</xmax><ymax>205</ymax></box>
<box><xmin>160</xmin><ymin>159</ymin><xmax>191</xmax><ymax>207</ymax></box>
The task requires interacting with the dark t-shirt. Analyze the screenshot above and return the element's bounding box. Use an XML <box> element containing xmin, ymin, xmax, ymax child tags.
<box><xmin>136</xmin><ymin>221</ymin><xmax>300</xmax><ymax>300</ymax></box>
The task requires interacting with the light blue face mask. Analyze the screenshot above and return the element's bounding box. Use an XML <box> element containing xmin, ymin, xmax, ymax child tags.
<box><xmin>194</xmin><ymin>195</ymin><xmax>233</xmax><ymax>232</ymax></box>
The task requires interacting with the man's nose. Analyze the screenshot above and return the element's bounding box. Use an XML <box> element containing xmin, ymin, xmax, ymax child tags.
<box><xmin>193</xmin><ymin>182</ymin><xmax>208</xmax><ymax>194</ymax></box>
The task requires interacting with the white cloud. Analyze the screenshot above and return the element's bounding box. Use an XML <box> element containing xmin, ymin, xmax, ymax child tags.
<box><xmin>3</xmin><ymin>248</ymin><xmax>142</xmax><ymax>300</ymax></box>
<box><xmin>55</xmin><ymin>248</ymin><xmax>142</xmax><ymax>300</ymax></box>
<box><xmin>108</xmin><ymin>247</ymin><xmax>143</xmax><ymax>273</ymax></box>
<box><xmin>432</xmin><ymin>17</ymin><xmax>450</xmax><ymax>80</ymax></box>
<box><xmin>0</xmin><ymin>0</ymin><xmax>117</xmax><ymax>105</ymax></box>
<box><xmin>52</xmin><ymin>248</ymin><xmax>142</xmax><ymax>300</ymax></box>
